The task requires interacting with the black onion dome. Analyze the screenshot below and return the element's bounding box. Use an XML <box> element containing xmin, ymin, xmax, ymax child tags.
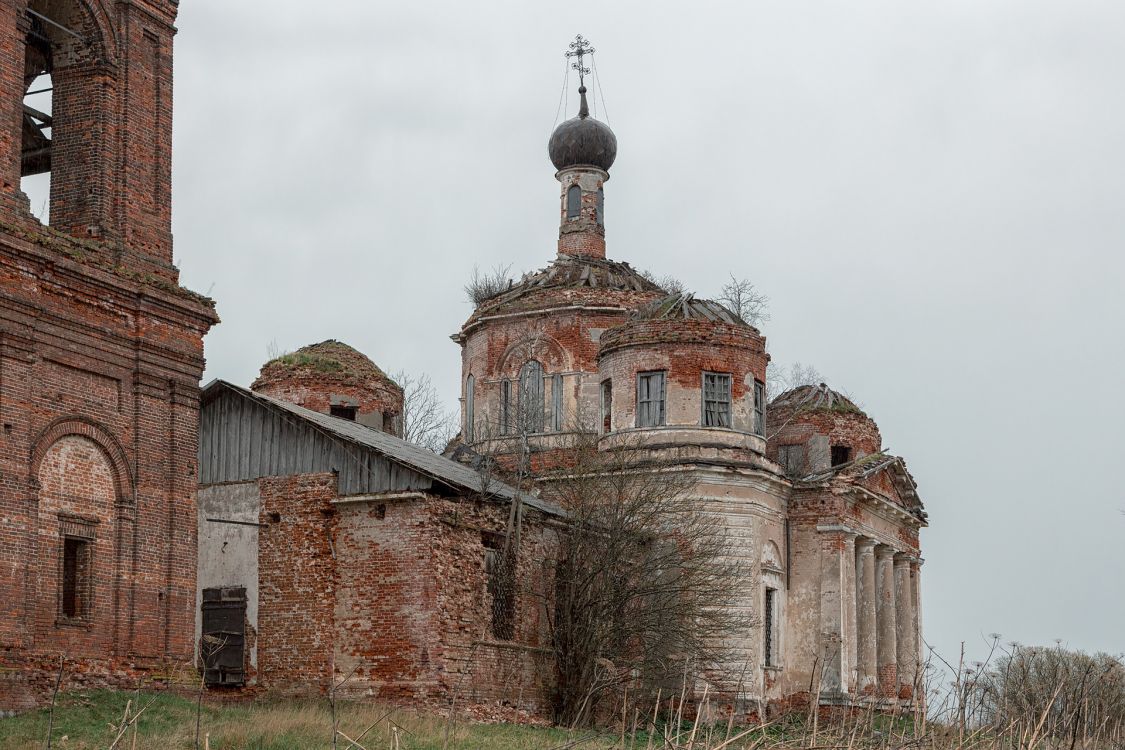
<box><xmin>548</xmin><ymin>86</ymin><xmax>617</xmax><ymax>172</ymax></box>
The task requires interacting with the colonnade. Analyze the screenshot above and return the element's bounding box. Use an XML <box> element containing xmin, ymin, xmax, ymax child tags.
<box><xmin>818</xmin><ymin>528</ymin><xmax>923</xmax><ymax>701</ymax></box>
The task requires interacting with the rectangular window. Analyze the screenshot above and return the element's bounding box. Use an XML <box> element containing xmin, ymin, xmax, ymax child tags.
<box><xmin>831</xmin><ymin>445</ymin><xmax>851</xmax><ymax>466</ymax></box>
<box><xmin>61</xmin><ymin>538</ymin><xmax>89</xmax><ymax>619</ymax></box>
<box><xmin>702</xmin><ymin>372</ymin><xmax>732</xmax><ymax>427</ymax></box>
<box><xmin>329</xmin><ymin>403</ymin><xmax>357</xmax><ymax>421</ymax></box>
<box><xmin>636</xmin><ymin>371</ymin><xmax>666</xmax><ymax>427</ymax></box>
<box><xmin>778</xmin><ymin>444</ymin><xmax>803</xmax><ymax>475</ymax></box>
<box><xmin>500</xmin><ymin>379</ymin><xmax>511</xmax><ymax>435</ymax></box>
<box><xmin>482</xmin><ymin>532</ymin><xmax>515</xmax><ymax>640</ymax></box>
<box><xmin>58</xmin><ymin>516</ymin><xmax>95</xmax><ymax>622</ymax></box>
<box><xmin>601</xmin><ymin>380</ymin><xmax>613</xmax><ymax>433</ymax></box>
<box><xmin>753</xmin><ymin>380</ymin><xmax>766</xmax><ymax>436</ymax></box>
<box><xmin>552</xmin><ymin>373</ymin><xmax>564</xmax><ymax>432</ymax></box>
<box><xmin>764</xmin><ymin>587</ymin><xmax>777</xmax><ymax>667</ymax></box>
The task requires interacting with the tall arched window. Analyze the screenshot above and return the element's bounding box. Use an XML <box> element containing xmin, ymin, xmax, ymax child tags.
<box><xmin>518</xmin><ymin>360</ymin><xmax>544</xmax><ymax>433</ymax></box>
<box><xmin>596</xmin><ymin>188</ymin><xmax>604</xmax><ymax>226</ymax></box>
<box><xmin>465</xmin><ymin>374</ymin><xmax>475</xmax><ymax>441</ymax></box>
<box><xmin>566</xmin><ymin>184</ymin><xmax>581</xmax><ymax>220</ymax></box>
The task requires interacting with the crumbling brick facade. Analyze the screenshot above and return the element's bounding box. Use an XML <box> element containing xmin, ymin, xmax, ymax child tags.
<box><xmin>0</xmin><ymin>0</ymin><xmax>217</xmax><ymax>711</ymax></box>
<box><xmin>196</xmin><ymin>381</ymin><xmax>563</xmax><ymax>714</ymax></box>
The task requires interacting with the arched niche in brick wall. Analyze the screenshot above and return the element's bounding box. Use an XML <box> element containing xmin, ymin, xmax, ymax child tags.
<box><xmin>29</xmin><ymin>417</ymin><xmax>133</xmax><ymax>502</ymax></box>
<box><xmin>495</xmin><ymin>333</ymin><xmax>572</xmax><ymax>377</ymax></box>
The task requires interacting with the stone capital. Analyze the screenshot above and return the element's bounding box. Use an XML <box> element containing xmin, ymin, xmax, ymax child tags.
<box><xmin>855</xmin><ymin>537</ymin><xmax>877</xmax><ymax>554</ymax></box>
<box><xmin>874</xmin><ymin>544</ymin><xmax>897</xmax><ymax>560</ymax></box>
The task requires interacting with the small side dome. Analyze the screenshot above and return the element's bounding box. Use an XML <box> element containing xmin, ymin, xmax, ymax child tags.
<box><xmin>252</xmin><ymin>340</ymin><xmax>404</xmax><ymax>435</ymax></box>
<box><xmin>548</xmin><ymin>86</ymin><xmax>617</xmax><ymax>172</ymax></box>
<box><xmin>633</xmin><ymin>293</ymin><xmax>748</xmax><ymax>326</ymax></box>
<box><xmin>769</xmin><ymin>383</ymin><xmax>865</xmax><ymax>415</ymax></box>
<box><xmin>767</xmin><ymin>383</ymin><xmax>881</xmax><ymax>472</ymax></box>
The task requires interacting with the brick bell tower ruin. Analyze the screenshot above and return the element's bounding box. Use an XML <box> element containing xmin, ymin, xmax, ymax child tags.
<box><xmin>0</xmin><ymin>0</ymin><xmax>218</xmax><ymax>709</ymax></box>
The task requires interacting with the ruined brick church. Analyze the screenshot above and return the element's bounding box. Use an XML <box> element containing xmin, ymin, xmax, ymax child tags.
<box><xmin>0</xmin><ymin>2</ymin><xmax>927</xmax><ymax>720</ymax></box>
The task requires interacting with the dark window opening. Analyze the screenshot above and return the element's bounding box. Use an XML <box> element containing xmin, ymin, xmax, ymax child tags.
<box><xmin>831</xmin><ymin>445</ymin><xmax>851</xmax><ymax>467</ymax></box>
<box><xmin>201</xmin><ymin>587</ymin><xmax>247</xmax><ymax>686</ymax></box>
<box><xmin>636</xmin><ymin>371</ymin><xmax>666</xmax><ymax>427</ymax></box>
<box><xmin>61</xmin><ymin>537</ymin><xmax>89</xmax><ymax>619</ymax></box>
<box><xmin>482</xmin><ymin>532</ymin><xmax>515</xmax><ymax>640</ymax></box>
<box><xmin>601</xmin><ymin>380</ymin><xmax>613</xmax><ymax>433</ymax></box>
<box><xmin>566</xmin><ymin>184</ymin><xmax>581</xmax><ymax>220</ymax></box>
<box><xmin>764</xmin><ymin>587</ymin><xmax>777</xmax><ymax>667</ymax></box>
<box><xmin>329</xmin><ymin>404</ymin><xmax>357</xmax><ymax>421</ymax></box>
<box><xmin>753</xmin><ymin>380</ymin><xmax>766</xmax><ymax>436</ymax></box>
<box><xmin>596</xmin><ymin>188</ymin><xmax>604</xmax><ymax>226</ymax></box>
<box><xmin>702</xmin><ymin>372</ymin><xmax>732</xmax><ymax>427</ymax></box>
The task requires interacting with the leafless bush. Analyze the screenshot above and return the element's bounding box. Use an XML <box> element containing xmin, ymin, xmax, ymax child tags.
<box><xmin>537</xmin><ymin>434</ymin><xmax>748</xmax><ymax>727</ymax></box>
<box><xmin>718</xmin><ymin>274</ymin><xmax>770</xmax><ymax>327</ymax></box>
<box><xmin>465</xmin><ymin>263</ymin><xmax>514</xmax><ymax>306</ymax></box>
<box><xmin>640</xmin><ymin>269</ymin><xmax>687</xmax><ymax>296</ymax></box>
<box><xmin>766</xmin><ymin>361</ymin><xmax>823</xmax><ymax>401</ymax></box>
<box><xmin>392</xmin><ymin>370</ymin><xmax>458</xmax><ymax>453</ymax></box>
<box><xmin>969</xmin><ymin>644</ymin><xmax>1125</xmax><ymax>744</ymax></box>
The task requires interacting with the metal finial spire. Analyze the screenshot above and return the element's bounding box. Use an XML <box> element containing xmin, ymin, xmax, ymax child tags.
<box><xmin>566</xmin><ymin>34</ymin><xmax>595</xmax><ymax>88</ymax></box>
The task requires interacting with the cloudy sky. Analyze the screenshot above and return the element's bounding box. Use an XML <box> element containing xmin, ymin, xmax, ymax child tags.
<box><xmin>165</xmin><ymin>1</ymin><xmax>1123</xmax><ymax>671</ymax></box>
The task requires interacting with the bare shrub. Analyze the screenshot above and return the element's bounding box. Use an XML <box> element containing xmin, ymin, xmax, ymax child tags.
<box><xmin>391</xmin><ymin>370</ymin><xmax>457</xmax><ymax>453</ymax></box>
<box><xmin>465</xmin><ymin>263</ymin><xmax>514</xmax><ymax>306</ymax></box>
<box><xmin>766</xmin><ymin>361</ymin><xmax>823</xmax><ymax>401</ymax></box>
<box><xmin>537</xmin><ymin>434</ymin><xmax>748</xmax><ymax>726</ymax></box>
<box><xmin>718</xmin><ymin>274</ymin><xmax>770</xmax><ymax>327</ymax></box>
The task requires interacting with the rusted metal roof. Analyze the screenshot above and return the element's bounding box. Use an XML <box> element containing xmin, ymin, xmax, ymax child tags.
<box><xmin>201</xmin><ymin>380</ymin><xmax>565</xmax><ymax>518</ymax></box>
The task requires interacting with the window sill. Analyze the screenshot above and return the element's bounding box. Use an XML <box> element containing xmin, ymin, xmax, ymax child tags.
<box><xmin>762</xmin><ymin>664</ymin><xmax>783</xmax><ymax>673</ymax></box>
<box><xmin>55</xmin><ymin>616</ymin><xmax>92</xmax><ymax>629</ymax></box>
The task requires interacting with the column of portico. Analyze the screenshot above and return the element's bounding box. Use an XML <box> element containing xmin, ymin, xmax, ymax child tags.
<box><xmin>912</xmin><ymin>558</ymin><xmax>924</xmax><ymax>697</ymax></box>
<box><xmin>815</xmin><ymin>527</ymin><xmax>855</xmax><ymax>696</ymax></box>
<box><xmin>844</xmin><ymin>534</ymin><xmax>858</xmax><ymax>694</ymax></box>
<box><xmin>855</xmin><ymin>539</ymin><xmax>877</xmax><ymax>694</ymax></box>
<box><xmin>894</xmin><ymin>554</ymin><xmax>916</xmax><ymax>699</ymax></box>
<box><xmin>874</xmin><ymin>545</ymin><xmax>898</xmax><ymax>698</ymax></box>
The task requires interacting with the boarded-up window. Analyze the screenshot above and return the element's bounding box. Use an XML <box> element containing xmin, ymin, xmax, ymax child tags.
<box><xmin>636</xmin><ymin>371</ymin><xmax>666</xmax><ymax>427</ymax></box>
<box><xmin>518</xmin><ymin>360</ymin><xmax>544</xmax><ymax>433</ymax></box>
<box><xmin>201</xmin><ymin>587</ymin><xmax>247</xmax><ymax>686</ymax></box>
<box><xmin>702</xmin><ymin>372</ymin><xmax>732</xmax><ymax>427</ymax></box>
<box><xmin>500</xmin><ymin>379</ymin><xmax>511</xmax><ymax>435</ymax></box>
<box><xmin>552</xmin><ymin>373</ymin><xmax>564</xmax><ymax>431</ymax></box>
<box><xmin>465</xmin><ymin>374</ymin><xmax>475</xmax><ymax>441</ymax></box>
<box><xmin>778</xmin><ymin>444</ymin><xmax>804</xmax><ymax>475</ymax></box>
<box><xmin>753</xmin><ymin>380</ymin><xmax>766</xmax><ymax>436</ymax></box>
<box><xmin>566</xmin><ymin>184</ymin><xmax>581</xmax><ymax>220</ymax></box>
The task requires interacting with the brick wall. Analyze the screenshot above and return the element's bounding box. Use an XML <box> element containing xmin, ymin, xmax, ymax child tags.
<box><xmin>0</xmin><ymin>0</ymin><xmax>217</xmax><ymax>712</ymax></box>
<box><xmin>256</xmin><ymin>473</ymin><xmax>338</xmax><ymax>694</ymax></box>
<box><xmin>332</xmin><ymin>494</ymin><xmax>559</xmax><ymax>712</ymax></box>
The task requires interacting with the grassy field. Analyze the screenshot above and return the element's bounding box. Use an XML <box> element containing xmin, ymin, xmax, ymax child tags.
<box><xmin>0</xmin><ymin>689</ymin><xmax>623</xmax><ymax>750</ymax></box>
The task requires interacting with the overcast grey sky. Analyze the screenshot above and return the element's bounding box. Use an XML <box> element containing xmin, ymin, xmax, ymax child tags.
<box><xmin>168</xmin><ymin>1</ymin><xmax>1124</xmax><ymax>671</ymax></box>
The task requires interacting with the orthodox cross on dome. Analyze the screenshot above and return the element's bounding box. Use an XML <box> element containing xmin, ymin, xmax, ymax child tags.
<box><xmin>566</xmin><ymin>34</ymin><xmax>595</xmax><ymax>87</ymax></box>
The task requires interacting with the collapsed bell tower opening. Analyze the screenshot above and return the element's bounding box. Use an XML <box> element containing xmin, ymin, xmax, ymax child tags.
<box><xmin>21</xmin><ymin>6</ymin><xmax>55</xmax><ymax>222</ymax></box>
